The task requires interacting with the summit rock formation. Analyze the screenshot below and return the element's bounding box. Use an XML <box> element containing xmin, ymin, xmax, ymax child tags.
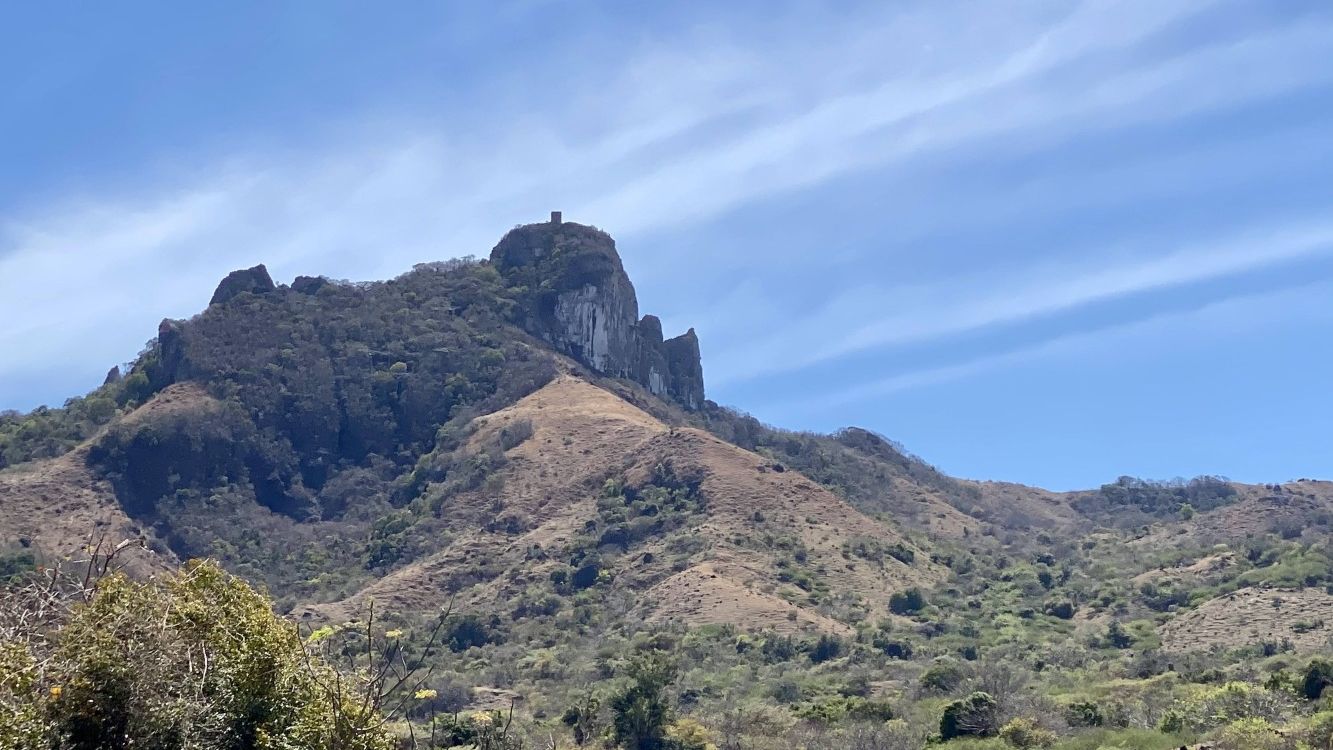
<box><xmin>208</xmin><ymin>264</ymin><xmax>276</xmax><ymax>306</ymax></box>
<box><xmin>490</xmin><ymin>216</ymin><xmax>704</xmax><ymax>409</ymax></box>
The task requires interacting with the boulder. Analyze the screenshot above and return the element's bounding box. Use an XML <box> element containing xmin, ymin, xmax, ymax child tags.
<box><xmin>291</xmin><ymin>275</ymin><xmax>328</xmax><ymax>295</ymax></box>
<box><xmin>210</xmin><ymin>264</ymin><xmax>276</xmax><ymax>306</ymax></box>
<box><xmin>152</xmin><ymin>319</ymin><xmax>191</xmax><ymax>390</ymax></box>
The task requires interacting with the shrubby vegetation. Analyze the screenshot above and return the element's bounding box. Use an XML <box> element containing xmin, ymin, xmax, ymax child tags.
<box><xmin>96</xmin><ymin>259</ymin><xmax>557</xmax><ymax>518</ymax></box>
<box><xmin>0</xmin><ymin>384</ymin><xmax>130</xmax><ymax>469</ymax></box>
<box><xmin>1078</xmin><ymin>475</ymin><xmax>1239</xmax><ymax>520</ymax></box>
<box><xmin>0</xmin><ymin>560</ymin><xmax>394</xmax><ymax>749</ymax></box>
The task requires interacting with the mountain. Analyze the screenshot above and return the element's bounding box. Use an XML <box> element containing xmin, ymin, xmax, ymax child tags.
<box><xmin>2</xmin><ymin>215</ymin><xmax>1332</xmax><ymax>748</ymax></box>
<box><xmin>0</xmin><ymin>215</ymin><xmax>952</xmax><ymax>624</ymax></box>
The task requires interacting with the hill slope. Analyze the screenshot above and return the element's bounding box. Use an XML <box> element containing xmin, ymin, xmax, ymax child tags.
<box><xmin>301</xmin><ymin>374</ymin><xmax>938</xmax><ymax>633</ymax></box>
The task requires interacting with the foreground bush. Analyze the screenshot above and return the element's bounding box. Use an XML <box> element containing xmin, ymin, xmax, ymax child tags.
<box><xmin>1043</xmin><ymin>728</ymin><xmax>1191</xmax><ymax>750</ymax></box>
<box><xmin>0</xmin><ymin>560</ymin><xmax>394</xmax><ymax>750</ymax></box>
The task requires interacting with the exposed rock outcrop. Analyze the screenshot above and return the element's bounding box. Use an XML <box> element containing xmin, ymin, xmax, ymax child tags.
<box><xmin>490</xmin><ymin>218</ymin><xmax>705</xmax><ymax>409</ymax></box>
<box><xmin>291</xmin><ymin>275</ymin><xmax>328</xmax><ymax>295</ymax></box>
<box><xmin>209</xmin><ymin>264</ymin><xmax>276</xmax><ymax>306</ymax></box>
<box><xmin>151</xmin><ymin>319</ymin><xmax>191</xmax><ymax>390</ymax></box>
<box><xmin>662</xmin><ymin>328</ymin><xmax>705</xmax><ymax>410</ymax></box>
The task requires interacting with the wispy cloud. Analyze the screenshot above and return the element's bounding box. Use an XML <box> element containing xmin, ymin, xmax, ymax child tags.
<box><xmin>594</xmin><ymin>12</ymin><xmax>1333</xmax><ymax>234</ymax></box>
<box><xmin>3</xmin><ymin>0</ymin><xmax>1331</xmax><ymax>410</ymax></box>
<box><xmin>773</xmin><ymin>277</ymin><xmax>1333</xmax><ymax>415</ymax></box>
<box><xmin>706</xmin><ymin>220</ymin><xmax>1333</xmax><ymax>385</ymax></box>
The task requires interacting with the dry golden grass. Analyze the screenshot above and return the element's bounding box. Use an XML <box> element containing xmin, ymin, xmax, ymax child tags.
<box><xmin>303</xmin><ymin>376</ymin><xmax>937</xmax><ymax>631</ymax></box>
<box><xmin>1160</xmin><ymin>586</ymin><xmax>1333</xmax><ymax>653</ymax></box>
<box><xmin>971</xmin><ymin>481</ymin><xmax>1082</xmax><ymax>528</ymax></box>
<box><xmin>1134</xmin><ymin>481</ymin><xmax>1333</xmax><ymax>549</ymax></box>
<box><xmin>1131</xmin><ymin>552</ymin><xmax>1239</xmax><ymax>586</ymax></box>
<box><xmin>638</xmin><ymin>561</ymin><xmax>854</xmax><ymax>636</ymax></box>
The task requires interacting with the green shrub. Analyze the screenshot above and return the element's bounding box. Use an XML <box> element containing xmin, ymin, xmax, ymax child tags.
<box><xmin>445</xmin><ymin>614</ymin><xmax>498</xmax><ymax>652</ymax></box>
<box><xmin>940</xmin><ymin>691</ymin><xmax>999</xmax><ymax>740</ymax></box>
<box><xmin>1159</xmin><ymin>681</ymin><xmax>1293</xmax><ymax>735</ymax></box>
<box><xmin>611</xmin><ymin>654</ymin><xmax>677</xmax><ymax>750</ymax></box>
<box><xmin>1304</xmin><ymin>711</ymin><xmax>1333</xmax><ymax>750</ymax></box>
<box><xmin>560</xmin><ymin>693</ymin><xmax>603</xmax><ymax>746</ymax></box>
<box><xmin>999</xmin><ymin>717</ymin><xmax>1055</xmax><ymax>748</ymax></box>
<box><xmin>871</xmin><ymin>630</ymin><xmax>914</xmax><ymax>659</ymax></box>
<box><xmin>920</xmin><ymin>659</ymin><xmax>967</xmax><ymax>695</ymax></box>
<box><xmin>793</xmin><ymin>695</ymin><xmax>895</xmax><ymax>725</ymax></box>
<box><xmin>665</xmin><ymin>717</ymin><xmax>716</xmax><ymax>750</ymax></box>
<box><xmin>808</xmin><ymin>634</ymin><xmax>843</xmax><ymax>664</ymax></box>
<box><xmin>1105</xmin><ymin>620</ymin><xmax>1134</xmax><ymax>649</ymax></box>
<box><xmin>16</xmin><ymin>561</ymin><xmax>393</xmax><ymax>750</ymax></box>
<box><xmin>0</xmin><ymin>640</ymin><xmax>46</xmax><ymax>749</ymax></box>
<box><xmin>1044</xmin><ymin>600</ymin><xmax>1075</xmax><ymax>620</ymax></box>
<box><xmin>889</xmin><ymin>587</ymin><xmax>926</xmax><ymax>615</ymax></box>
<box><xmin>1306</xmin><ymin>659</ymin><xmax>1333</xmax><ymax>701</ymax></box>
<box><xmin>0</xmin><ymin>548</ymin><xmax>36</xmax><ymax>582</ymax></box>
<box><xmin>1208</xmin><ymin>717</ymin><xmax>1286</xmax><ymax>750</ymax></box>
<box><xmin>1062</xmin><ymin>700</ymin><xmax>1103</xmax><ymax>727</ymax></box>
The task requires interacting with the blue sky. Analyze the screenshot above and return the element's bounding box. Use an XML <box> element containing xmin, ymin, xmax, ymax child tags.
<box><xmin>2</xmin><ymin>1</ymin><xmax>1332</xmax><ymax>490</ymax></box>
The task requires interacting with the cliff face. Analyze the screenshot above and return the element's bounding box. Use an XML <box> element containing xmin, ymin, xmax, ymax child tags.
<box><xmin>662</xmin><ymin>327</ymin><xmax>704</xmax><ymax>410</ymax></box>
<box><xmin>490</xmin><ymin>218</ymin><xmax>705</xmax><ymax>409</ymax></box>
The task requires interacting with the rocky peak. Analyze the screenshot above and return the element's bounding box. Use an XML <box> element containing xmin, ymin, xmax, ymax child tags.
<box><xmin>210</xmin><ymin>264</ymin><xmax>276</xmax><ymax>306</ymax></box>
<box><xmin>491</xmin><ymin>220</ymin><xmax>640</xmax><ymax>376</ymax></box>
<box><xmin>491</xmin><ymin>217</ymin><xmax>705</xmax><ymax>409</ymax></box>
<box><xmin>662</xmin><ymin>328</ymin><xmax>704</xmax><ymax>410</ymax></box>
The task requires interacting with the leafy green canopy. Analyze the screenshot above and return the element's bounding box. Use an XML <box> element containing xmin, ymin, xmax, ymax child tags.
<box><xmin>0</xmin><ymin>561</ymin><xmax>395</xmax><ymax>750</ymax></box>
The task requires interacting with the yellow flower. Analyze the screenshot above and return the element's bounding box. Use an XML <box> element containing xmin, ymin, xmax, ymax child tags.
<box><xmin>385</xmin><ymin>629</ymin><xmax>404</xmax><ymax>639</ymax></box>
<box><xmin>414</xmin><ymin>689</ymin><xmax>438</xmax><ymax>700</ymax></box>
<box><xmin>49</xmin><ymin>686</ymin><xmax>62</xmax><ymax>699</ymax></box>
